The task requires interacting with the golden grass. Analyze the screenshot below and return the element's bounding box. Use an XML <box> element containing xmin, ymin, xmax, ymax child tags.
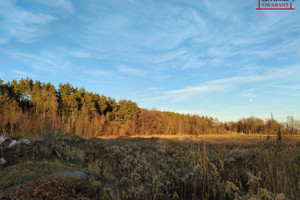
<box><xmin>95</xmin><ymin>134</ymin><xmax>300</xmax><ymax>149</ymax></box>
<box><xmin>97</xmin><ymin>133</ymin><xmax>300</xmax><ymax>141</ymax></box>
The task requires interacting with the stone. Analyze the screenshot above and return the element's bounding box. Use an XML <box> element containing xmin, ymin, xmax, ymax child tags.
<box><xmin>8</xmin><ymin>140</ymin><xmax>20</xmax><ymax>148</ymax></box>
<box><xmin>50</xmin><ymin>171</ymin><xmax>88</xmax><ymax>180</ymax></box>
<box><xmin>0</xmin><ymin>157</ymin><xmax>7</xmax><ymax>165</ymax></box>
<box><xmin>0</xmin><ymin>134</ymin><xmax>8</xmax><ymax>145</ymax></box>
<box><xmin>19</xmin><ymin>138</ymin><xmax>30</xmax><ymax>145</ymax></box>
<box><xmin>53</xmin><ymin>149</ymin><xmax>62</xmax><ymax>159</ymax></box>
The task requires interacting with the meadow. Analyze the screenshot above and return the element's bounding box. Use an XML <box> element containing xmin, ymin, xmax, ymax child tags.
<box><xmin>1</xmin><ymin>133</ymin><xmax>299</xmax><ymax>199</ymax></box>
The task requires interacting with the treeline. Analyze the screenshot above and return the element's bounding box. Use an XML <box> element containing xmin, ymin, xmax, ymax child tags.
<box><xmin>0</xmin><ymin>78</ymin><xmax>298</xmax><ymax>138</ymax></box>
<box><xmin>225</xmin><ymin>116</ymin><xmax>299</xmax><ymax>136</ymax></box>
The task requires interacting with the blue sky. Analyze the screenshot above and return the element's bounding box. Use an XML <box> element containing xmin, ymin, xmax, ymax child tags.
<box><xmin>0</xmin><ymin>0</ymin><xmax>300</xmax><ymax>122</ymax></box>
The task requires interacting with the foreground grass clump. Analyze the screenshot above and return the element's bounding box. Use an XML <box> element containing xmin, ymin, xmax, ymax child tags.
<box><xmin>1</xmin><ymin>133</ymin><xmax>300</xmax><ymax>200</ymax></box>
<box><xmin>0</xmin><ymin>160</ymin><xmax>70</xmax><ymax>189</ymax></box>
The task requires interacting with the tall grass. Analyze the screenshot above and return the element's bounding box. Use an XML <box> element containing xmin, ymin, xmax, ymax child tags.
<box><xmin>49</xmin><ymin>134</ymin><xmax>300</xmax><ymax>199</ymax></box>
<box><xmin>1</xmin><ymin>133</ymin><xmax>299</xmax><ymax>199</ymax></box>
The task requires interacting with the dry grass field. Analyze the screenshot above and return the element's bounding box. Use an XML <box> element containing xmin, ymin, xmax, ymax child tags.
<box><xmin>1</xmin><ymin>133</ymin><xmax>300</xmax><ymax>199</ymax></box>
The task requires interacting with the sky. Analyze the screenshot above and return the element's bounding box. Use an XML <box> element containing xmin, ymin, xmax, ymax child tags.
<box><xmin>0</xmin><ymin>0</ymin><xmax>300</xmax><ymax>122</ymax></box>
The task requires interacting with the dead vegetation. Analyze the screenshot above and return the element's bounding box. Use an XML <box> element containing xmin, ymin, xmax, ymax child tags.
<box><xmin>1</xmin><ymin>133</ymin><xmax>299</xmax><ymax>200</ymax></box>
<box><xmin>3</xmin><ymin>177</ymin><xmax>80</xmax><ymax>199</ymax></box>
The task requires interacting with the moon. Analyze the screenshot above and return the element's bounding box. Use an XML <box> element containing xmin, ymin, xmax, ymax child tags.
<box><xmin>250</xmin><ymin>98</ymin><xmax>253</xmax><ymax>102</ymax></box>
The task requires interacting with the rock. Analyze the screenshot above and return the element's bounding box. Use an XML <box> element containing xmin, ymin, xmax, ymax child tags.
<box><xmin>50</xmin><ymin>171</ymin><xmax>88</xmax><ymax>180</ymax></box>
<box><xmin>53</xmin><ymin>149</ymin><xmax>62</xmax><ymax>159</ymax></box>
<box><xmin>19</xmin><ymin>138</ymin><xmax>30</xmax><ymax>145</ymax></box>
<box><xmin>0</xmin><ymin>157</ymin><xmax>7</xmax><ymax>165</ymax></box>
<box><xmin>8</xmin><ymin>140</ymin><xmax>20</xmax><ymax>148</ymax></box>
<box><xmin>0</xmin><ymin>134</ymin><xmax>8</xmax><ymax>145</ymax></box>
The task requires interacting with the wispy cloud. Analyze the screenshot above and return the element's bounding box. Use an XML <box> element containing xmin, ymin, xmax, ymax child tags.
<box><xmin>0</xmin><ymin>0</ymin><xmax>55</xmax><ymax>43</ymax></box>
<box><xmin>236</xmin><ymin>89</ymin><xmax>256</xmax><ymax>98</ymax></box>
<box><xmin>86</xmin><ymin>79</ymin><xmax>113</xmax><ymax>85</ymax></box>
<box><xmin>35</xmin><ymin>0</ymin><xmax>75</xmax><ymax>14</ymax></box>
<box><xmin>146</xmin><ymin>87</ymin><xmax>160</xmax><ymax>91</ymax></box>
<box><xmin>155</xmin><ymin>66</ymin><xmax>299</xmax><ymax>102</ymax></box>
<box><xmin>69</xmin><ymin>50</ymin><xmax>105</xmax><ymax>59</ymax></box>
<box><xmin>164</xmin><ymin>83</ymin><xmax>226</xmax><ymax>102</ymax></box>
<box><xmin>136</xmin><ymin>48</ymin><xmax>187</xmax><ymax>65</ymax></box>
<box><xmin>0</xmin><ymin>38</ymin><xmax>9</xmax><ymax>44</ymax></box>
<box><xmin>70</xmin><ymin>51</ymin><xmax>92</xmax><ymax>59</ymax></box>
<box><xmin>83</xmin><ymin>69</ymin><xmax>111</xmax><ymax>76</ymax></box>
<box><xmin>270</xmin><ymin>85</ymin><xmax>300</xmax><ymax>90</ymax></box>
<box><xmin>118</xmin><ymin>66</ymin><xmax>145</xmax><ymax>76</ymax></box>
<box><xmin>7</xmin><ymin>50</ymin><xmax>71</xmax><ymax>73</ymax></box>
<box><xmin>11</xmin><ymin>70</ymin><xmax>35</xmax><ymax>78</ymax></box>
<box><xmin>74</xmin><ymin>1</ymin><xmax>207</xmax><ymax>64</ymax></box>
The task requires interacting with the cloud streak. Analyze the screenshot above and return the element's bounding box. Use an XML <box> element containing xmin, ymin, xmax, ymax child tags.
<box><xmin>84</xmin><ymin>69</ymin><xmax>111</xmax><ymax>76</ymax></box>
<box><xmin>118</xmin><ymin>66</ymin><xmax>146</xmax><ymax>76</ymax></box>
<box><xmin>35</xmin><ymin>0</ymin><xmax>75</xmax><ymax>14</ymax></box>
<box><xmin>237</xmin><ymin>89</ymin><xmax>256</xmax><ymax>99</ymax></box>
<box><xmin>157</xmin><ymin>66</ymin><xmax>299</xmax><ymax>102</ymax></box>
<box><xmin>11</xmin><ymin>70</ymin><xmax>35</xmax><ymax>78</ymax></box>
<box><xmin>0</xmin><ymin>0</ymin><xmax>55</xmax><ymax>43</ymax></box>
